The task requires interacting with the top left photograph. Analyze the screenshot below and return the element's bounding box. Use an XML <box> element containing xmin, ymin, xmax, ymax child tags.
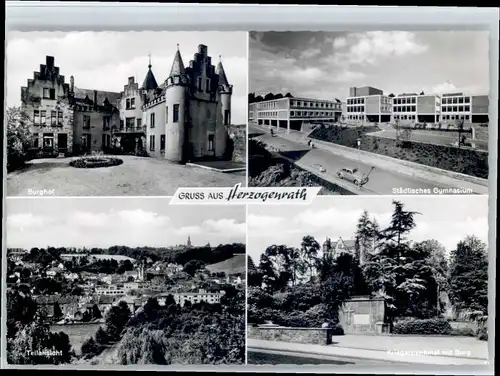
<box><xmin>5</xmin><ymin>31</ymin><xmax>248</xmax><ymax>197</ymax></box>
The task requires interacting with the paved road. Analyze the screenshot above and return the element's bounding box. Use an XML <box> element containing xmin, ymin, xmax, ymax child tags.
<box><xmin>252</xmin><ymin>133</ymin><xmax>446</xmax><ymax>195</ymax></box>
<box><xmin>368</xmin><ymin>129</ymin><xmax>488</xmax><ymax>151</ymax></box>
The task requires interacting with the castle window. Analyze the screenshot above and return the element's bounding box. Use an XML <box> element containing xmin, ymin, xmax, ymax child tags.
<box><xmin>34</xmin><ymin>110</ymin><xmax>40</xmax><ymax>125</ymax></box>
<box><xmin>166</xmin><ymin>106</ymin><xmax>169</xmax><ymax>123</ymax></box>
<box><xmin>150</xmin><ymin>113</ymin><xmax>155</xmax><ymax>128</ymax></box>
<box><xmin>40</xmin><ymin>110</ymin><xmax>46</xmax><ymax>125</ymax></box>
<box><xmin>208</xmin><ymin>134</ymin><xmax>214</xmax><ymax>151</ymax></box>
<box><xmin>160</xmin><ymin>135</ymin><xmax>165</xmax><ymax>151</ymax></box>
<box><xmin>43</xmin><ymin>133</ymin><xmax>54</xmax><ymax>149</ymax></box>
<box><xmin>136</xmin><ymin>118</ymin><xmax>142</xmax><ymax>129</ymax></box>
<box><xmin>120</xmin><ymin>120</ymin><xmax>124</xmax><ymax>130</ymax></box>
<box><xmin>51</xmin><ymin>111</ymin><xmax>57</xmax><ymax>126</ymax></box>
<box><xmin>102</xmin><ymin>134</ymin><xmax>111</xmax><ymax>148</ymax></box>
<box><xmin>224</xmin><ymin>110</ymin><xmax>230</xmax><ymax>125</ymax></box>
<box><xmin>58</xmin><ymin>111</ymin><xmax>63</xmax><ymax>126</ymax></box>
<box><xmin>131</xmin><ymin>98</ymin><xmax>136</xmax><ymax>109</ymax></box>
<box><xmin>103</xmin><ymin>116</ymin><xmax>110</xmax><ymax>130</ymax></box>
<box><xmin>197</xmin><ymin>77</ymin><xmax>202</xmax><ymax>91</ymax></box>
<box><xmin>125</xmin><ymin>118</ymin><xmax>134</xmax><ymax>129</ymax></box>
<box><xmin>206</xmin><ymin>79</ymin><xmax>210</xmax><ymax>92</ymax></box>
<box><xmin>173</xmin><ymin>104</ymin><xmax>179</xmax><ymax>123</ymax></box>
<box><xmin>33</xmin><ymin>136</ymin><xmax>39</xmax><ymax>148</ymax></box>
<box><xmin>83</xmin><ymin>115</ymin><xmax>90</xmax><ymax>129</ymax></box>
<box><xmin>43</xmin><ymin>88</ymin><xmax>50</xmax><ymax>99</ymax></box>
<box><xmin>149</xmin><ymin>135</ymin><xmax>155</xmax><ymax>151</ymax></box>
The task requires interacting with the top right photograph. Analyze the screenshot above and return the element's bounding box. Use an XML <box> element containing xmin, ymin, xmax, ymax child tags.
<box><xmin>247</xmin><ymin>31</ymin><xmax>491</xmax><ymax>196</ymax></box>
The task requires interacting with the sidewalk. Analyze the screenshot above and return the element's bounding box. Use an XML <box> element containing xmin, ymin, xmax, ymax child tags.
<box><xmin>247</xmin><ymin>338</ymin><xmax>489</xmax><ymax>366</ymax></box>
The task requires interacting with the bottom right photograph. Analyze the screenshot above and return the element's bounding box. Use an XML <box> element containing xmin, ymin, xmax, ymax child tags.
<box><xmin>246</xmin><ymin>195</ymin><xmax>490</xmax><ymax>367</ymax></box>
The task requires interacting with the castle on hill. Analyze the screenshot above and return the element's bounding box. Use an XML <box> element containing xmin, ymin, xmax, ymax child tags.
<box><xmin>20</xmin><ymin>44</ymin><xmax>234</xmax><ymax>163</ymax></box>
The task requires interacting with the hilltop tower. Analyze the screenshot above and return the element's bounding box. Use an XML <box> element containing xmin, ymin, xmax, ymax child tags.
<box><xmin>165</xmin><ymin>44</ymin><xmax>189</xmax><ymax>163</ymax></box>
<box><xmin>187</xmin><ymin>236</ymin><xmax>192</xmax><ymax>248</ymax></box>
<box><xmin>216</xmin><ymin>55</ymin><xmax>233</xmax><ymax>157</ymax></box>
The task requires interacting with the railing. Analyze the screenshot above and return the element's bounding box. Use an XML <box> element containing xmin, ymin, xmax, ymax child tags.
<box><xmin>116</xmin><ymin>125</ymin><xmax>146</xmax><ymax>133</ymax></box>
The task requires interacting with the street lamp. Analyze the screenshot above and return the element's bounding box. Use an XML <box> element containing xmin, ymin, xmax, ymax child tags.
<box><xmin>356</xmin><ymin>138</ymin><xmax>361</xmax><ymax>170</ymax></box>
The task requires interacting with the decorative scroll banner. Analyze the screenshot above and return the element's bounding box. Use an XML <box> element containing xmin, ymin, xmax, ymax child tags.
<box><xmin>169</xmin><ymin>184</ymin><xmax>321</xmax><ymax>205</ymax></box>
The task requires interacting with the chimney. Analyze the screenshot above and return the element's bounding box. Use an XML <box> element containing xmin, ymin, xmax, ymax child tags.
<box><xmin>70</xmin><ymin>76</ymin><xmax>74</xmax><ymax>92</ymax></box>
<box><xmin>93</xmin><ymin>90</ymin><xmax>98</xmax><ymax>105</ymax></box>
<box><xmin>46</xmin><ymin>56</ymin><xmax>55</xmax><ymax>68</ymax></box>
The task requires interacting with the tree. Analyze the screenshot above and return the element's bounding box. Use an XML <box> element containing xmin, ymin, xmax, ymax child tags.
<box><xmin>264</xmin><ymin>93</ymin><xmax>275</xmax><ymax>101</ymax></box>
<box><xmin>420</xmin><ymin>91</ymin><xmax>425</xmax><ymax>95</ymax></box>
<box><xmin>300</xmin><ymin>235</ymin><xmax>320</xmax><ymax>282</ymax></box>
<box><xmin>448</xmin><ymin>236</ymin><xmax>488</xmax><ymax>315</ymax></box>
<box><xmin>6</xmin><ymin>290</ymin><xmax>38</xmax><ymax>339</ymax></box>
<box><xmin>81</xmin><ymin>336</ymin><xmax>100</xmax><ymax>358</ymax></box>
<box><xmin>183</xmin><ymin>259</ymin><xmax>204</xmax><ymax>276</ymax></box>
<box><xmin>92</xmin><ymin>304</ymin><xmax>102</xmax><ymax>319</ymax></box>
<box><xmin>105</xmin><ymin>302</ymin><xmax>131</xmax><ymax>340</ymax></box>
<box><xmin>362</xmin><ymin>200</ymin><xmax>422</xmax><ymax>318</ymax></box>
<box><xmin>95</xmin><ymin>326</ymin><xmax>108</xmax><ymax>345</ymax></box>
<box><xmin>53</xmin><ymin>302</ymin><xmax>63</xmax><ymax>319</ymax></box>
<box><xmin>6</xmin><ymin>106</ymin><xmax>33</xmax><ymax>171</ymax></box>
<box><xmin>354</xmin><ymin>210</ymin><xmax>377</xmax><ymax>263</ymax></box>
<box><xmin>388</xmin><ymin>93</ymin><xmax>395</xmax><ymax>98</ymax></box>
<box><xmin>284</xmin><ymin>92</ymin><xmax>294</xmax><ymax>98</ymax></box>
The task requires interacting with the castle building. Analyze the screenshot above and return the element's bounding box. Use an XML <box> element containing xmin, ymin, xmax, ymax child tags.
<box><xmin>322</xmin><ymin>237</ymin><xmax>356</xmax><ymax>260</ymax></box>
<box><xmin>20</xmin><ymin>44</ymin><xmax>234</xmax><ymax>163</ymax></box>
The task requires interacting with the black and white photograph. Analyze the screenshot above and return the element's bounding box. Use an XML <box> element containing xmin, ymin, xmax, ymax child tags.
<box><xmin>246</xmin><ymin>196</ymin><xmax>489</xmax><ymax>365</ymax></box>
<box><xmin>247</xmin><ymin>31</ymin><xmax>490</xmax><ymax>196</ymax></box>
<box><xmin>4</xmin><ymin>198</ymin><xmax>246</xmax><ymax>366</ymax></box>
<box><xmin>5</xmin><ymin>31</ymin><xmax>247</xmax><ymax>197</ymax></box>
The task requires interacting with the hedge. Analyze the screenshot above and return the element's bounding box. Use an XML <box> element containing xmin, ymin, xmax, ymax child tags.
<box><xmin>393</xmin><ymin>318</ymin><xmax>452</xmax><ymax>335</ymax></box>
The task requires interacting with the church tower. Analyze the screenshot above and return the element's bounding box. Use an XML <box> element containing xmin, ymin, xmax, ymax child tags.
<box><xmin>137</xmin><ymin>262</ymin><xmax>145</xmax><ymax>281</ymax></box>
<box><xmin>165</xmin><ymin>44</ymin><xmax>189</xmax><ymax>163</ymax></box>
<box><xmin>216</xmin><ymin>56</ymin><xmax>232</xmax><ymax>157</ymax></box>
<box><xmin>187</xmin><ymin>236</ymin><xmax>192</xmax><ymax>248</ymax></box>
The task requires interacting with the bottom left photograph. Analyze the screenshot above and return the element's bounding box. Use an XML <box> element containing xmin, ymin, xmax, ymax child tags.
<box><xmin>4</xmin><ymin>198</ymin><xmax>246</xmax><ymax>367</ymax></box>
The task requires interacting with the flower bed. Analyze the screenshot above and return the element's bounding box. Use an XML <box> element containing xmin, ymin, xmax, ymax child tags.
<box><xmin>70</xmin><ymin>156</ymin><xmax>123</xmax><ymax>169</ymax></box>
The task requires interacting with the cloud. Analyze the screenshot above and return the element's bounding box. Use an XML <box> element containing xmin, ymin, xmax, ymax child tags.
<box><xmin>6</xmin><ymin>31</ymin><xmax>247</xmax><ymax>124</ymax></box>
<box><xmin>333</xmin><ymin>37</ymin><xmax>347</xmax><ymax>49</ymax></box>
<box><xmin>116</xmin><ymin>209</ymin><xmax>170</xmax><ymax>227</ymax></box>
<box><xmin>7</xmin><ymin>213</ymin><xmax>49</xmax><ymax>229</ymax></box>
<box><xmin>247</xmin><ymin>214</ymin><xmax>285</xmax><ymax>229</ymax></box>
<box><xmin>202</xmin><ymin>218</ymin><xmax>246</xmax><ymax>237</ymax></box>
<box><xmin>71</xmin><ymin>212</ymin><xmax>110</xmax><ymax>227</ymax></box>
<box><xmin>347</xmin><ymin>31</ymin><xmax>428</xmax><ymax>65</ymax></box>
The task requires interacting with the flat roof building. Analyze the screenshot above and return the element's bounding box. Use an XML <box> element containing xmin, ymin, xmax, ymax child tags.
<box><xmin>346</xmin><ymin>86</ymin><xmax>392</xmax><ymax>123</ymax></box>
<box><xmin>392</xmin><ymin>93</ymin><xmax>442</xmax><ymax>123</ymax></box>
<box><xmin>440</xmin><ymin>93</ymin><xmax>489</xmax><ymax>123</ymax></box>
<box><xmin>249</xmin><ymin>96</ymin><xmax>342</xmax><ymax>132</ymax></box>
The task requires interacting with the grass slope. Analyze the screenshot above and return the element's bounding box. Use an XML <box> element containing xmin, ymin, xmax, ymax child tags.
<box><xmin>205</xmin><ymin>254</ymin><xmax>246</xmax><ymax>275</ymax></box>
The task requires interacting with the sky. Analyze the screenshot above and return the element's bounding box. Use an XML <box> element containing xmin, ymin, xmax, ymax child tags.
<box><xmin>249</xmin><ymin>31</ymin><xmax>490</xmax><ymax>101</ymax></box>
<box><xmin>247</xmin><ymin>196</ymin><xmax>489</xmax><ymax>264</ymax></box>
<box><xmin>6</xmin><ymin>199</ymin><xmax>246</xmax><ymax>249</ymax></box>
<box><xmin>6</xmin><ymin>31</ymin><xmax>248</xmax><ymax>124</ymax></box>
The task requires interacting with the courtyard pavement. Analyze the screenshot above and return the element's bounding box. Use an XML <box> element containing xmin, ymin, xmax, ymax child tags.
<box><xmin>248</xmin><ymin>335</ymin><xmax>489</xmax><ymax>365</ymax></box>
<box><xmin>6</xmin><ymin>155</ymin><xmax>246</xmax><ymax>197</ymax></box>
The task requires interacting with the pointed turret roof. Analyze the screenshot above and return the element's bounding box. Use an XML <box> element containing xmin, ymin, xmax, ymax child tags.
<box><xmin>142</xmin><ymin>54</ymin><xmax>158</xmax><ymax>91</ymax></box>
<box><xmin>216</xmin><ymin>55</ymin><xmax>229</xmax><ymax>86</ymax></box>
<box><xmin>169</xmin><ymin>44</ymin><xmax>185</xmax><ymax>77</ymax></box>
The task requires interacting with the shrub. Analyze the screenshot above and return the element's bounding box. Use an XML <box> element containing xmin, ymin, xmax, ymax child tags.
<box><xmin>70</xmin><ymin>157</ymin><xmax>123</xmax><ymax>168</ymax></box>
<box><xmin>450</xmin><ymin>327</ymin><xmax>476</xmax><ymax>337</ymax></box>
<box><xmin>476</xmin><ymin>326</ymin><xmax>488</xmax><ymax>341</ymax></box>
<box><xmin>393</xmin><ymin>318</ymin><xmax>452</xmax><ymax>335</ymax></box>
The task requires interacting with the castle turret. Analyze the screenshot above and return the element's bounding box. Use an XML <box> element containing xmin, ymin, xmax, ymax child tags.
<box><xmin>216</xmin><ymin>55</ymin><xmax>232</xmax><ymax>157</ymax></box>
<box><xmin>141</xmin><ymin>54</ymin><xmax>159</xmax><ymax>92</ymax></box>
<box><xmin>165</xmin><ymin>44</ymin><xmax>189</xmax><ymax>163</ymax></box>
<box><xmin>70</xmin><ymin>75</ymin><xmax>74</xmax><ymax>93</ymax></box>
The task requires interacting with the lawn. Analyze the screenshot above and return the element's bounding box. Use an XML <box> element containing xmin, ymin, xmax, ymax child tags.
<box><xmin>7</xmin><ymin>155</ymin><xmax>246</xmax><ymax>196</ymax></box>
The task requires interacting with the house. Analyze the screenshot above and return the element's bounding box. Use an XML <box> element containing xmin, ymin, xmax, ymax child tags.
<box><xmin>64</xmin><ymin>272</ymin><xmax>79</xmax><ymax>281</ymax></box>
<box><xmin>46</xmin><ymin>267</ymin><xmax>60</xmax><ymax>278</ymax></box>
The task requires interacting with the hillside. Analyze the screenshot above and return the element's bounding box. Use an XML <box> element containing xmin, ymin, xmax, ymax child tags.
<box><xmin>205</xmin><ymin>253</ymin><xmax>246</xmax><ymax>275</ymax></box>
